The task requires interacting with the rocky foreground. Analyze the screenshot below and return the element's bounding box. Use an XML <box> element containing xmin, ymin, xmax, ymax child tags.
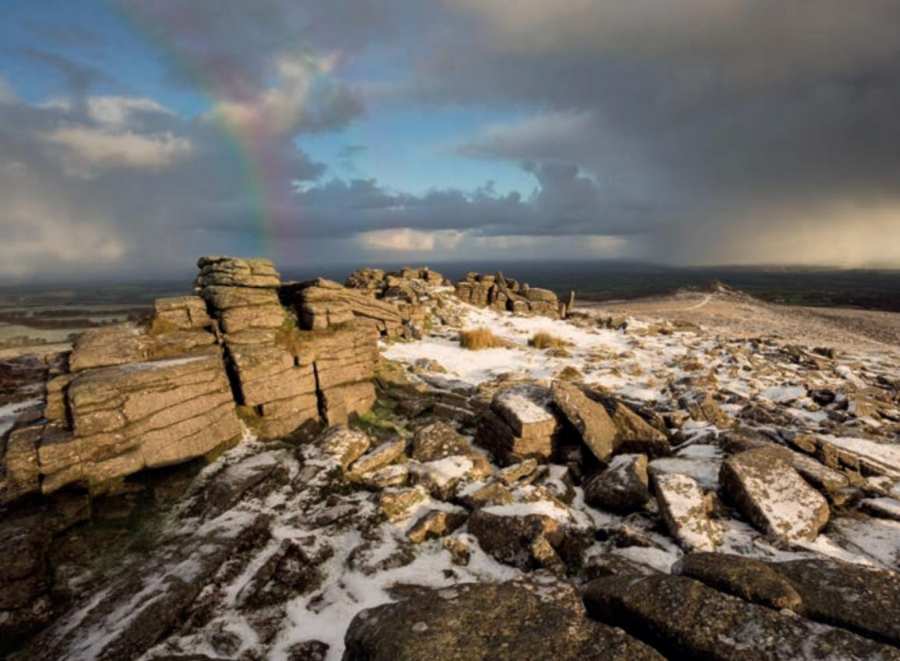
<box><xmin>1</xmin><ymin>260</ymin><xmax>900</xmax><ymax>660</ymax></box>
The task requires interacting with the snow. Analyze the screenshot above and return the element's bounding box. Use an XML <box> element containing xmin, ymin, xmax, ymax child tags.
<box><xmin>0</xmin><ymin>397</ymin><xmax>40</xmax><ymax>439</ymax></box>
<box><xmin>759</xmin><ymin>385</ymin><xmax>807</xmax><ymax>404</ymax></box>
<box><xmin>482</xmin><ymin>500</ymin><xmax>572</xmax><ymax>522</ymax></box>
<box><xmin>821</xmin><ymin>436</ymin><xmax>900</xmax><ymax>478</ymax></box>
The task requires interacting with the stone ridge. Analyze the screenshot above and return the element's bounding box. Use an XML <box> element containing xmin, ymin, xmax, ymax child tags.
<box><xmin>2</xmin><ymin>255</ymin><xmax>451</xmax><ymax>504</ymax></box>
<box><xmin>455</xmin><ymin>270</ymin><xmax>572</xmax><ymax>318</ymax></box>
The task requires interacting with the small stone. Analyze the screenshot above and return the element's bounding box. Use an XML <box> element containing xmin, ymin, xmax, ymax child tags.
<box><xmin>407</xmin><ymin>509</ymin><xmax>468</xmax><ymax>544</ymax></box>
<box><xmin>584</xmin><ymin>454</ymin><xmax>650</xmax><ymax>512</ymax></box>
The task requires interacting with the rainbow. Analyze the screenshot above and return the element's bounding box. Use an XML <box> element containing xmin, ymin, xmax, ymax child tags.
<box><xmin>110</xmin><ymin>2</ymin><xmax>318</xmax><ymax>263</ymax></box>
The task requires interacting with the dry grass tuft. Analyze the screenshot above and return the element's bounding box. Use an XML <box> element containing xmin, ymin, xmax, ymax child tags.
<box><xmin>459</xmin><ymin>327</ymin><xmax>506</xmax><ymax>350</ymax></box>
<box><xmin>528</xmin><ymin>331</ymin><xmax>571</xmax><ymax>350</ymax></box>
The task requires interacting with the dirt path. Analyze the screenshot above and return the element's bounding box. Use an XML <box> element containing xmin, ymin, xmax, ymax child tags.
<box><xmin>579</xmin><ymin>290</ymin><xmax>900</xmax><ymax>352</ymax></box>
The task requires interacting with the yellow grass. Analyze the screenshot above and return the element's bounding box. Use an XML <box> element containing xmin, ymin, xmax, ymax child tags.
<box><xmin>459</xmin><ymin>327</ymin><xmax>506</xmax><ymax>350</ymax></box>
<box><xmin>528</xmin><ymin>331</ymin><xmax>571</xmax><ymax>350</ymax></box>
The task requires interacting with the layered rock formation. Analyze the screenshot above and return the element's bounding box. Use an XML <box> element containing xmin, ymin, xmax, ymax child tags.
<box><xmin>0</xmin><ymin>256</ymin><xmax>385</xmax><ymax>505</ymax></box>
<box><xmin>455</xmin><ymin>270</ymin><xmax>571</xmax><ymax>318</ymax></box>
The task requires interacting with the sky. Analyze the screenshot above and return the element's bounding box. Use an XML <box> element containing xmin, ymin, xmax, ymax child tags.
<box><xmin>1</xmin><ymin>0</ymin><xmax>900</xmax><ymax>280</ymax></box>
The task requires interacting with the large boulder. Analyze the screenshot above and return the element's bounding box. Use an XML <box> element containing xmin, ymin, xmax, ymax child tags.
<box><xmin>474</xmin><ymin>385</ymin><xmax>561</xmax><ymax>464</ymax></box>
<box><xmin>584</xmin><ymin>574</ymin><xmax>900</xmax><ymax>661</ymax></box>
<box><xmin>719</xmin><ymin>447</ymin><xmax>829</xmax><ymax>543</ymax></box>
<box><xmin>773</xmin><ymin>558</ymin><xmax>900</xmax><ymax>647</ymax></box>
<box><xmin>343</xmin><ymin>576</ymin><xmax>665</xmax><ymax>661</ymax></box>
<box><xmin>551</xmin><ymin>381</ymin><xmax>617</xmax><ymax>463</ymax></box>
<box><xmin>41</xmin><ymin>350</ymin><xmax>242</xmax><ymax>493</ymax></box>
<box><xmin>674</xmin><ymin>552</ymin><xmax>802</xmax><ymax>611</ymax></box>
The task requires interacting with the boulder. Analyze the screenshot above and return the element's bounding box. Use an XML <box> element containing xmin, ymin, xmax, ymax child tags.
<box><xmin>467</xmin><ymin>501</ymin><xmax>572</xmax><ymax>571</ymax></box>
<box><xmin>348</xmin><ymin>438</ymin><xmax>407</xmax><ymax>477</ymax></box>
<box><xmin>680</xmin><ymin>390</ymin><xmax>733</xmax><ymax>427</ymax></box>
<box><xmin>42</xmin><ymin>351</ymin><xmax>242</xmax><ymax>493</ymax></box>
<box><xmin>584</xmin><ymin>573</ymin><xmax>900</xmax><ymax>661</ymax></box>
<box><xmin>153</xmin><ymin>296</ymin><xmax>213</xmax><ymax>331</ymax></box>
<box><xmin>318</xmin><ymin>426</ymin><xmax>372</xmax><ymax>471</ymax></box>
<box><xmin>584</xmin><ymin>454</ymin><xmax>650</xmax><ymax>512</ymax></box>
<box><xmin>474</xmin><ymin>386</ymin><xmax>561</xmax><ymax>464</ymax></box>
<box><xmin>196</xmin><ymin>256</ymin><xmax>281</xmax><ymax>288</ymax></box>
<box><xmin>406</xmin><ymin>509</ymin><xmax>468</xmax><ymax>544</ymax></box>
<box><xmin>343</xmin><ymin>576</ymin><xmax>665</xmax><ymax>661</ymax></box>
<box><xmin>551</xmin><ymin>381</ymin><xmax>617</xmax><ymax>463</ymax></box>
<box><xmin>719</xmin><ymin>447</ymin><xmax>829</xmax><ymax>542</ymax></box>
<box><xmin>409</xmin><ymin>422</ymin><xmax>492</xmax><ymax>477</ymax></box>
<box><xmin>773</xmin><ymin>558</ymin><xmax>900</xmax><ymax>647</ymax></box>
<box><xmin>68</xmin><ymin>325</ymin><xmax>147</xmax><ymax>373</ymax></box>
<box><xmin>653</xmin><ymin>472</ymin><xmax>725</xmax><ymax>552</ymax></box>
<box><xmin>674</xmin><ymin>552</ymin><xmax>802</xmax><ymax>611</ymax></box>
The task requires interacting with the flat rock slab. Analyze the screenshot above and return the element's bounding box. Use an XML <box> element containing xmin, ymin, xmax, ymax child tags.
<box><xmin>653</xmin><ymin>472</ymin><xmax>725</xmax><ymax>552</ymax></box>
<box><xmin>773</xmin><ymin>558</ymin><xmax>900</xmax><ymax>647</ymax></box>
<box><xmin>551</xmin><ymin>380</ymin><xmax>616</xmax><ymax>463</ymax></box>
<box><xmin>584</xmin><ymin>574</ymin><xmax>900</xmax><ymax>661</ymax></box>
<box><xmin>492</xmin><ymin>385</ymin><xmax>559</xmax><ymax>441</ymax></box>
<box><xmin>343</xmin><ymin>576</ymin><xmax>665</xmax><ymax>661</ymax></box>
<box><xmin>720</xmin><ymin>447</ymin><xmax>829</xmax><ymax>543</ymax></box>
<box><xmin>674</xmin><ymin>552</ymin><xmax>802</xmax><ymax>611</ymax></box>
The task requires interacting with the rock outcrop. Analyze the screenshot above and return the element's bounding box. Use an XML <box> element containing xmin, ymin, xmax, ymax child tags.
<box><xmin>1</xmin><ymin>256</ymin><xmax>384</xmax><ymax>503</ymax></box>
<box><xmin>455</xmin><ymin>271</ymin><xmax>568</xmax><ymax>318</ymax></box>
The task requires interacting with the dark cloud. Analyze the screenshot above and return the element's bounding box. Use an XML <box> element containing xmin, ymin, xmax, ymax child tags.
<box><xmin>4</xmin><ymin>0</ymin><xmax>900</xmax><ymax>277</ymax></box>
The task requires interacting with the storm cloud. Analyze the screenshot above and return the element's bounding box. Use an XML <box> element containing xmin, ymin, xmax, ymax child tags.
<box><xmin>2</xmin><ymin>0</ymin><xmax>900</xmax><ymax>278</ymax></box>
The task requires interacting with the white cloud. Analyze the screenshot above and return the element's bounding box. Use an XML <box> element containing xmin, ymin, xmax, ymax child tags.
<box><xmin>211</xmin><ymin>52</ymin><xmax>359</xmax><ymax>137</ymax></box>
<box><xmin>86</xmin><ymin>96</ymin><xmax>173</xmax><ymax>127</ymax></box>
<box><xmin>41</xmin><ymin>126</ymin><xmax>193</xmax><ymax>175</ymax></box>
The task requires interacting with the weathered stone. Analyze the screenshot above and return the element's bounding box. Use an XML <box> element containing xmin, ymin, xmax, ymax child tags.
<box><xmin>720</xmin><ymin>447</ymin><xmax>829</xmax><ymax>542</ymax></box>
<box><xmin>584</xmin><ymin>454</ymin><xmax>650</xmax><ymax>512</ymax></box>
<box><xmin>153</xmin><ymin>296</ymin><xmax>212</xmax><ymax>330</ymax></box>
<box><xmin>237</xmin><ymin>538</ymin><xmax>324</xmax><ymax>608</ymax></box>
<box><xmin>348</xmin><ymin>438</ymin><xmax>407</xmax><ymax>476</ymax></box>
<box><xmin>475</xmin><ymin>386</ymin><xmax>560</xmax><ymax>464</ymax></box>
<box><xmin>358</xmin><ymin>464</ymin><xmax>410</xmax><ymax>489</ymax></box>
<box><xmin>584</xmin><ymin>573</ymin><xmax>900</xmax><ymax>661</ymax></box>
<box><xmin>457</xmin><ymin>481</ymin><xmax>514</xmax><ymax>509</ymax></box>
<box><xmin>410</xmin><ymin>422</ymin><xmax>492</xmax><ymax>477</ymax></box>
<box><xmin>584</xmin><ymin>553</ymin><xmax>660</xmax><ymax>581</ymax></box>
<box><xmin>321</xmin><ymin>380</ymin><xmax>376</xmax><ymax>426</ymax></box>
<box><xmin>653</xmin><ymin>472</ymin><xmax>725</xmax><ymax>552</ymax></box>
<box><xmin>343</xmin><ymin>576</ymin><xmax>665</xmax><ymax>661</ymax></box>
<box><xmin>200</xmin><ymin>285</ymin><xmax>281</xmax><ymax>311</ymax></box>
<box><xmin>69</xmin><ymin>325</ymin><xmax>147</xmax><ymax>372</ymax></box>
<box><xmin>406</xmin><ymin>509</ymin><xmax>468</xmax><ymax>543</ymax></box>
<box><xmin>318</xmin><ymin>426</ymin><xmax>372</xmax><ymax>471</ymax></box>
<box><xmin>551</xmin><ymin>380</ymin><xmax>616</xmax><ymax>463</ymax></box>
<box><xmin>192</xmin><ymin>453</ymin><xmax>281</xmax><ymax>520</ymax></box>
<box><xmin>1</xmin><ymin>425</ymin><xmax>42</xmax><ymax>502</ymax></box>
<box><xmin>43</xmin><ymin>351</ymin><xmax>242</xmax><ymax>493</ymax></box>
<box><xmin>674</xmin><ymin>552</ymin><xmax>803</xmax><ymax>611</ymax></box>
<box><xmin>196</xmin><ymin>256</ymin><xmax>281</xmax><ymax>288</ymax></box>
<box><xmin>380</xmin><ymin>486</ymin><xmax>428</xmax><ymax>520</ymax></box>
<box><xmin>468</xmin><ymin>502</ymin><xmax>571</xmax><ymax>571</ymax></box>
<box><xmin>409</xmin><ymin>456</ymin><xmax>477</xmax><ymax>500</ymax></box>
<box><xmin>680</xmin><ymin>390</ymin><xmax>733</xmax><ymax>427</ymax></box>
<box><xmin>13</xmin><ymin>513</ymin><xmax>272</xmax><ymax>661</ymax></box>
<box><xmin>773</xmin><ymin>558</ymin><xmax>900</xmax><ymax>647</ymax></box>
<box><xmin>605</xmin><ymin>399</ymin><xmax>670</xmax><ymax>457</ymax></box>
